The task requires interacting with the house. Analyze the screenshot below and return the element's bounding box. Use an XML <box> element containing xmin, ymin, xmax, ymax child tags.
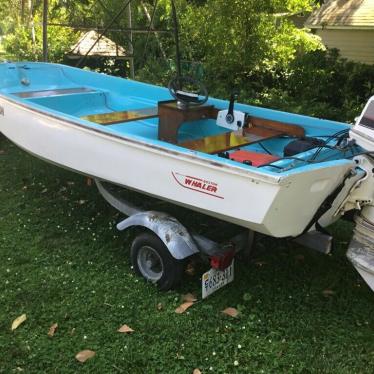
<box><xmin>305</xmin><ymin>0</ymin><xmax>374</xmax><ymax>64</ymax></box>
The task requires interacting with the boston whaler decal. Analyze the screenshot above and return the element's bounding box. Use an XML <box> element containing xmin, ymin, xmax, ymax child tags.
<box><xmin>172</xmin><ymin>172</ymin><xmax>224</xmax><ymax>199</ymax></box>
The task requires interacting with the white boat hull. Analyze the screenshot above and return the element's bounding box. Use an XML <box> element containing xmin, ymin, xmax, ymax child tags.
<box><xmin>0</xmin><ymin>96</ymin><xmax>357</xmax><ymax>237</ymax></box>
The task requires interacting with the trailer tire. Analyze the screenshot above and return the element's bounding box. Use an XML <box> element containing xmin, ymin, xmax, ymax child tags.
<box><xmin>130</xmin><ymin>232</ymin><xmax>185</xmax><ymax>290</ymax></box>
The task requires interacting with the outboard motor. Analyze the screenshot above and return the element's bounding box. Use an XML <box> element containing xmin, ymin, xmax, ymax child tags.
<box><xmin>346</xmin><ymin>96</ymin><xmax>374</xmax><ymax>291</ymax></box>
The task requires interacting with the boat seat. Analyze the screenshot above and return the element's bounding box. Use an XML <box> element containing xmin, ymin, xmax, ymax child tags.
<box><xmin>81</xmin><ymin>107</ymin><xmax>159</xmax><ymax>125</ymax></box>
<box><xmin>247</xmin><ymin>116</ymin><xmax>305</xmax><ymax>138</ymax></box>
<box><xmin>181</xmin><ymin>131</ymin><xmax>252</xmax><ymax>154</ymax></box>
<box><xmin>182</xmin><ymin>116</ymin><xmax>305</xmax><ymax>154</ymax></box>
<box><xmin>181</xmin><ymin>126</ymin><xmax>283</xmax><ymax>154</ymax></box>
<box><xmin>158</xmin><ymin>100</ymin><xmax>219</xmax><ymax>144</ymax></box>
<box><xmin>157</xmin><ymin>100</ymin><xmax>305</xmax><ymax>149</ymax></box>
<box><xmin>13</xmin><ymin>87</ymin><xmax>96</xmax><ymax>99</ymax></box>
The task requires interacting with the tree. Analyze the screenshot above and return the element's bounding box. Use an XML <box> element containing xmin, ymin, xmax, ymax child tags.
<box><xmin>0</xmin><ymin>0</ymin><xmax>79</xmax><ymax>61</ymax></box>
<box><xmin>177</xmin><ymin>0</ymin><xmax>322</xmax><ymax>96</ymax></box>
<box><xmin>0</xmin><ymin>0</ymin><xmax>322</xmax><ymax>83</ymax></box>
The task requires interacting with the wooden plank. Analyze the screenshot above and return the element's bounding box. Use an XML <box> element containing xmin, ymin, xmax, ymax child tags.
<box><xmin>181</xmin><ymin>132</ymin><xmax>252</xmax><ymax>154</ymax></box>
<box><xmin>14</xmin><ymin>87</ymin><xmax>95</xmax><ymax>98</ymax></box>
<box><xmin>181</xmin><ymin>126</ymin><xmax>283</xmax><ymax>154</ymax></box>
<box><xmin>82</xmin><ymin>107</ymin><xmax>159</xmax><ymax>125</ymax></box>
<box><xmin>243</xmin><ymin>125</ymin><xmax>283</xmax><ymax>141</ymax></box>
<box><xmin>248</xmin><ymin>117</ymin><xmax>305</xmax><ymax>138</ymax></box>
<box><xmin>158</xmin><ymin>100</ymin><xmax>219</xmax><ymax>143</ymax></box>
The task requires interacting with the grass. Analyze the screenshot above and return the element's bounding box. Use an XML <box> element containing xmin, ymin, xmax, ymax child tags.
<box><xmin>0</xmin><ymin>136</ymin><xmax>373</xmax><ymax>373</ymax></box>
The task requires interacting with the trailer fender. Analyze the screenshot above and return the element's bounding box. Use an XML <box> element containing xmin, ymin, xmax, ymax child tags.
<box><xmin>116</xmin><ymin>211</ymin><xmax>199</xmax><ymax>260</ymax></box>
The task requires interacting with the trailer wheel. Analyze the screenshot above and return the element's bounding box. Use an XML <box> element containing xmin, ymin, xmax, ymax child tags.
<box><xmin>130</xmin><ymin>232</ymin><xmax>185</xmax><ymax>290</ymax></box>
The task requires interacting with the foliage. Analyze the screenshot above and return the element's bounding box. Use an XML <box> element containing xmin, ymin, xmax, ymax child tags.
<box><xmin>247</xmin><ymin>49</ymin><xmax>374</xmax><ymax>122</ymax></box>
<box><xmin>136</xmin><ymin>0</ymin><xmax>324</xmax><ymax>93</ymax></box>
<box><xmin>0</xmin><ymin>0</ymin><xmax>79</xmax><ymax>62</ymax></box>
<box><xmin>0</xmin><ymin>0</ymin><xmax>373</xmax><ymax>122</ymax></box>
<box><xmin>177</xmin><ymin>0</ymin><xmax>322</xmax><ymax>91</ymax></box>
<box><xmin>136</xmin><ymin>1</ymin><xmax>373</xmax><ymax>123</ymax></box>
<box><xmin>3</xmin><ymin>19</ymin><xmax>77</xmax><ymax>62</ymax></box>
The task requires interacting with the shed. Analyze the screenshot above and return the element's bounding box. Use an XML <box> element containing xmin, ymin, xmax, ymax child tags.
<box><xmin>305</xmin><ymin>0</ymin><xmax>374</xmax><ymax>64</ymax></box>
<box><xmin>67</xmin><ymin>30</ymin><xmax>127</xmax><ymax>59</ymax></box>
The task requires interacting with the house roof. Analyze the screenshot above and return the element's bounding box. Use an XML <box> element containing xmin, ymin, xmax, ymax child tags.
<box><xmin>68</xmin><ymin>30</ymin><xmax>127</xmax><ymax>58</ymax></box>
<box><xmin>306</xmin><ymin>0</ymin><xmax>374</xmax><ymax>29</ymax></box>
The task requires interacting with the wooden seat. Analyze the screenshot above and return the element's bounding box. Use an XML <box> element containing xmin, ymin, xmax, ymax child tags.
<box><xmin>181</xmin><ymin>132</ymin><xmax>252</xmax><ymax>154</ymax></box>
<box><xmin>247</xmin><ymin>116</ymin><xmax>305</xmax><ymax>138</ymax></box>
<box><xmin>181</xmin><ymin>126</ymin><xmax>283</xmax><ymax>154</ymax></box>
<box><xmin>82</xmin><ymin>107</ymin><xmax>159</xmax><ymax>125</ymax></box>
<box><xmin>159</xmin><ymin>100</ymin><xmax>305</xmax><ymax>152</ymax></box>
<box><xmin>14</xmin><ymin>87</ymin><xmax>95</xmax><ymax>99</ymax></box>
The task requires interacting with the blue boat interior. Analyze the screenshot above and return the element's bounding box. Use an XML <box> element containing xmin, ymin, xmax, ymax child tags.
<box><xmin>0</xmin><ymin>62</ymin><xmax>361</xmax><ymax>174</ymax></box>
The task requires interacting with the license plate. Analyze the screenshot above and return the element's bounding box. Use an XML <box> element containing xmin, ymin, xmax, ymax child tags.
<box><xmin>202</xmin><ymin>260</ymin><xmax>234</xmax><ymax>299</ymax></box>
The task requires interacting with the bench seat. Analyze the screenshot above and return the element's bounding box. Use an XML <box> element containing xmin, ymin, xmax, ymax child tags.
<box><xmin>13</xmin><ymin>87</ymin><xmax>95</xmax><ymax>99</ymax></box>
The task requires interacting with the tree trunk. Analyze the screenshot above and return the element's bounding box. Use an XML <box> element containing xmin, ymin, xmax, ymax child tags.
<box><xmin>21</xmin><ymin>0</ymin><xmax>26</xmax><ymax>23</ymax></box>
<box><xmin>28</xmin><ymin>0</ymin><xmax>36</xmax><ymax>51</ymax></box>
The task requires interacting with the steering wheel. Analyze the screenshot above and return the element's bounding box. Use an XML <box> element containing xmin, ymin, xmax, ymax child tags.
<box><xmin>168</xmin><ymin>75</ymin><xmax>208</xmax><ymax>107</ymax></box>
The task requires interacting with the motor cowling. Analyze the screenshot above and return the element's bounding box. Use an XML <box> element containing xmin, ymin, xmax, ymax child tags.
<box><xmin>347</xmin><ymin>208</ymin><xmax>374</xmax><ymax>291</ymax></box>
<box><xmin>350</xmin><ymin>95</ymin><xmax>374</xmax><ymax>152</ymax></box>
<box><xmin>347</xmin><ymin>96</ymin><xmax>374</xmax><ymax>292</ymax></box>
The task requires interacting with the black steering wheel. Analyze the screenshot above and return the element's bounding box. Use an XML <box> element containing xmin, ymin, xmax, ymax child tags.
<box><xmin>168</xmin><ymin>75</ymin><xmax>208</xmax><ymax>107</ymax></box>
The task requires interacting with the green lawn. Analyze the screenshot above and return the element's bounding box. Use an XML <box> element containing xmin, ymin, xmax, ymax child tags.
<box><xmin>1</xmin><ymin>136</ymin><xmax>373</xmax><ymax>373</ymax></box>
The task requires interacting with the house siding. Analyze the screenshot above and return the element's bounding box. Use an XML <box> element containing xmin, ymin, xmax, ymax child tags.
<box><xmin>316</xmin><ymin>29</ymin><xmax>374</xmax><ymax>64</ymax></box>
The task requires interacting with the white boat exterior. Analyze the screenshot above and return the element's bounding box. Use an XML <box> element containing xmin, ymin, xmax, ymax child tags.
<box><xmin>0</xmin><ymin>94</ymin><xmax>357</xmax><ymax>237</ymax></box>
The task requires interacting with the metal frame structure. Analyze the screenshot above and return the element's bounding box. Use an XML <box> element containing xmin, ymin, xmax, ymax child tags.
<box><xmin>41</xmin><ymin>0</ymin><xmax>174</xmax><ymax>79</ymax></box>
<box><xmin>42</xmin><ymin>0</ymin><xmax>48</xmax><ymax>62</ymax></box>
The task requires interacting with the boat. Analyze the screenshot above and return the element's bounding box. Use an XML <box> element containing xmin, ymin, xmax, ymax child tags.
<box><xmin>0</xmin><ymin>61</ymin><xmax>373</xmax><ymax>292</ymax></box>
<box><xmin>0</xmin><ymin>62</ymin><xmax>361</xmax><ymax>236</ymax></box>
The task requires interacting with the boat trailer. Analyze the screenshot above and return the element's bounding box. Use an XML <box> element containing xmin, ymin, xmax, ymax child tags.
<box><xmin>95</xmin><ymin>177</ymin><xmax>369</xmax><ymax>297</ymax></box>
<box><xmin>96</xmin><ymin>179</ymin><xmax>253</xmax><ymax>296</ymax></box>
<box><xmin>94</xmin><ymin>92</ymin><xmax>374</xmax><ymax>295</ymax></box>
